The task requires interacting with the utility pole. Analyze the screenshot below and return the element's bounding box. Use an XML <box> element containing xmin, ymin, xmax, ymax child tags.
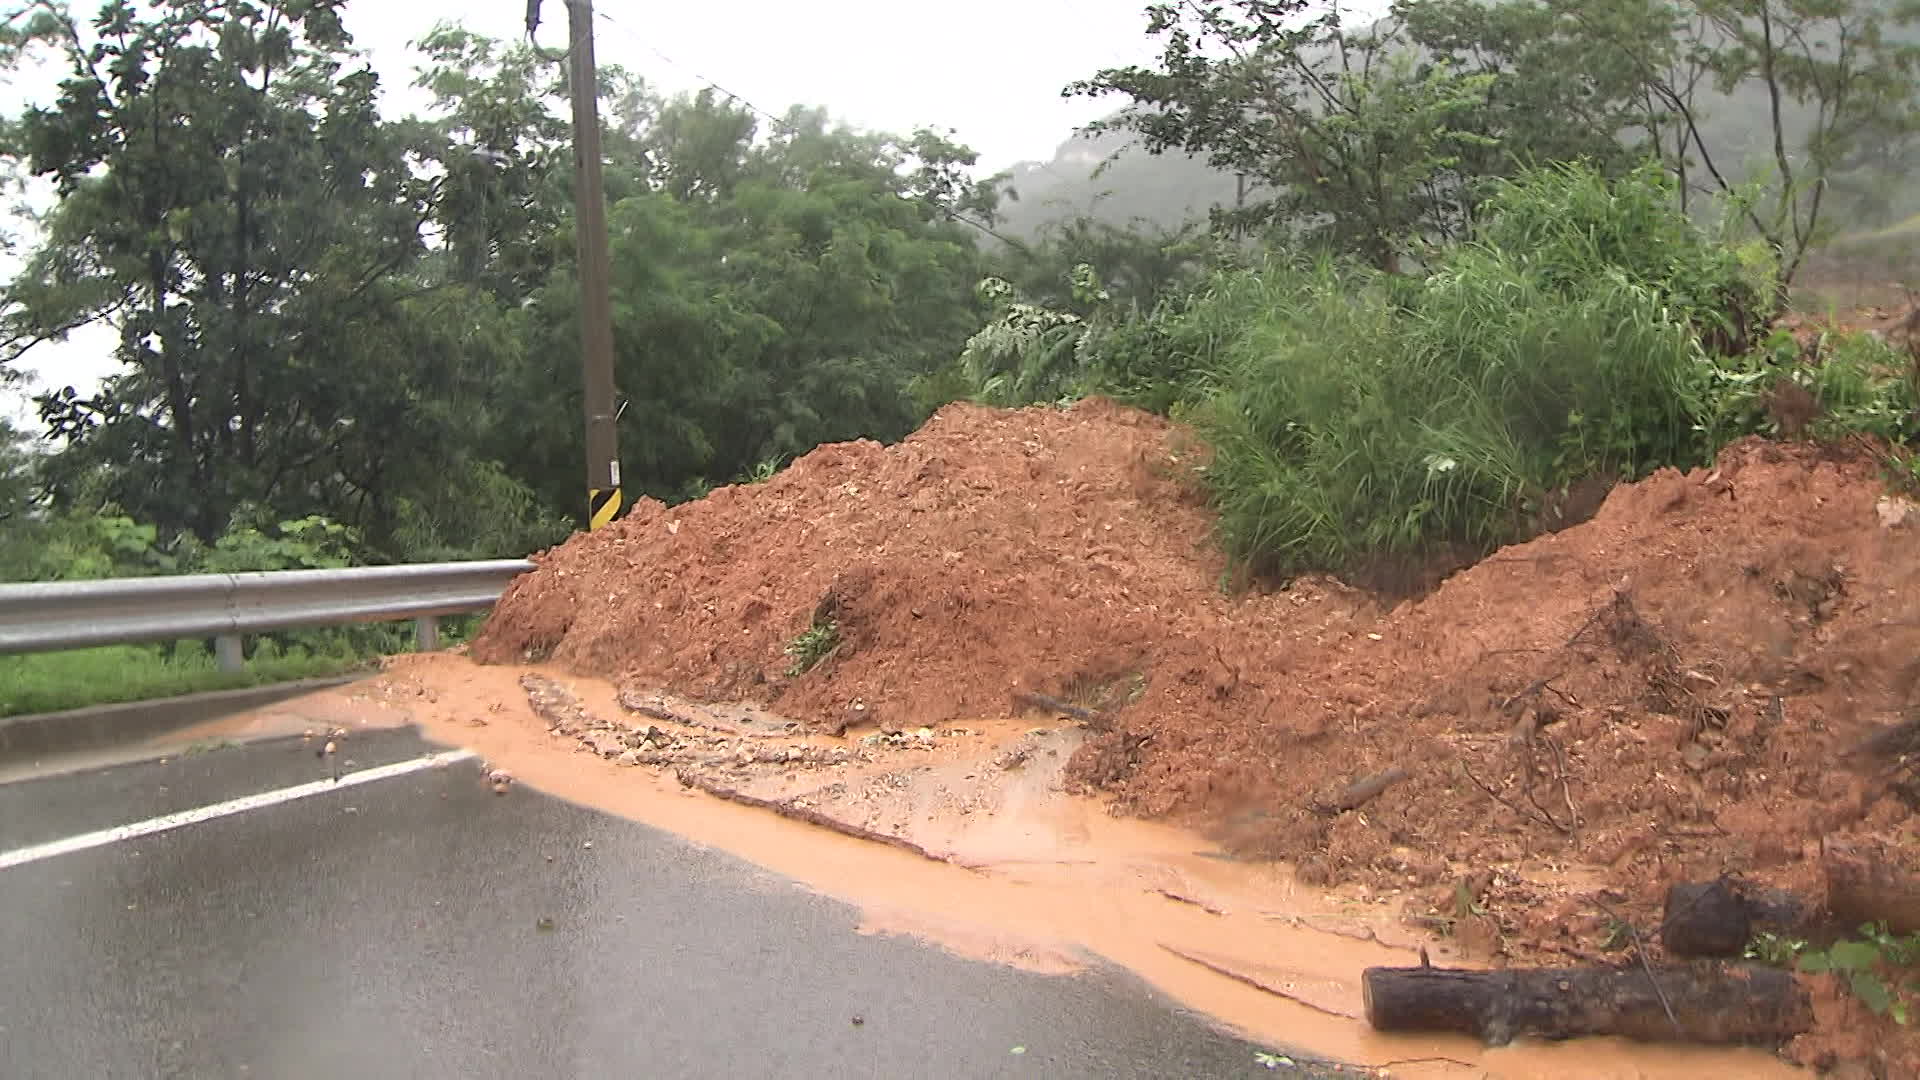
<box><xmin>532</xmin><ymin>0</ymin><xmax>622</xmax><ymax>531</ymax></box>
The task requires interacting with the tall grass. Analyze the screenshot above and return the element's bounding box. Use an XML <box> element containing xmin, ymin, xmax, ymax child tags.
<box><xmin>1185</xmin><ymin>163</ymin><xmax>1757</xmax><ymax>577</ymax></box>
<box><xmin>1194</xmin><ymin>251</ymin><xmax>1715</xmax><ymax>574</ymax></box>
<box><xmin>0</xmin><ymin>643</ymin><xmax>373</xmax><ymax>719</ymax></box>
<box><xmin>949</xmin><ymin>161</ymin><xmax>1898</xmax><ymax>580</ymax></box>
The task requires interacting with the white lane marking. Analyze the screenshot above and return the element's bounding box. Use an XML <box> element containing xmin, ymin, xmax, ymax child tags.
<box><xmin>0</xmin><ymin>748</ymin><xmax>478</xmax><ymax>871</ymax></box>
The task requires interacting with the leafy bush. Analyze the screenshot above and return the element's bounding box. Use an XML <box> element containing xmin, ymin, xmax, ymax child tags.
<box><xmin>189</xmin><ymin>512</ymin><xmax>358</xmax><ymax>573</ymax></box>
<box><xmin>1700</xmin><ymin>327</ymin><xmax>1920</xmax><ymax>447</ymax></box>
<box><xmin>1184</xmin><ymin>163</ymin><xmax>1755</xmax><ymax>577</ymax></box>
<box><xmin>1471</xmin><ymin>161</ymin><xmax>1772</xmax><ymax>351</ymax></box>
<box><xmin>1088</xmin><ymin>264</ymin><xmax>1272</xmax><ymax>415</ymax></box>
<box><xmin>955</xmin><ymin>273</ymin><xmax>1100</xmax><ymax>407</ymax></box>
<box><xmin>0</xmin><ymin>513</ymin><xmax>178</xmax><ymax>581</ymax></box>
<box><xmin>388</xmin><ymin>459</ymin><xmax>572</xmax><ymax>563</ymax></box>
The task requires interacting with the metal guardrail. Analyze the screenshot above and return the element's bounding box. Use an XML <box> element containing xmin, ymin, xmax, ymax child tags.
<box><xmin>0</xmin><ymin>560</ymin><xmax>534</xmax><ymax>671</ymax></box>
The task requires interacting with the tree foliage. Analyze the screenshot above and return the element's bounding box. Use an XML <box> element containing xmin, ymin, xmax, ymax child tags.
<box><xmin>1</xmin><ymin>3</ymin><xmax>995</xmax><ymax>559</ymax></box>
<box><xmin>1</xmin><ymin>0</ymin><xmax>483</xmax><ymax>543</ymax></box>
<box><xmin>1069</xmin><ymin>0</ymin><xmax>1920</xmax><ymax>282</ymax></box>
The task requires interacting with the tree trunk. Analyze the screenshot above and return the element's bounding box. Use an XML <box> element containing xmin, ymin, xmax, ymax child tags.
<box><xmin>1362</xmin><ymin>963</ymin><xmax>1812</xmax><ymax>1047</ymax></box>
<box><xmin>1824</xmin><ymin>837</ymin><xmax>1920</xmax><ymax>936</ymax></box>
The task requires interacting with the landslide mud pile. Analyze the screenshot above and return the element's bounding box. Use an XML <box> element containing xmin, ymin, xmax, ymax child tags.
<box><xmin>478</xmin><ymin>403</ymin><xmax>1919</xmax><ymax>900</ymax></box>
<box><xmin>472</xmin><ymin>397</ymin><xmax>1373</xmax><ymax>735</ymax></box>
<box><xmin>1093</xmin><ymin>438</ymin><xmax>1920</xmax><ymax>892</ymax></box>
<box><xmin>479</xmin><ymin>408</ymin><xmax>1920</xmax><ymax>915</ymax></box>
<box><xmin>475</xmin><ymin>402</ymin><xmax>1920</xmax><ymax>1070</ymax></box>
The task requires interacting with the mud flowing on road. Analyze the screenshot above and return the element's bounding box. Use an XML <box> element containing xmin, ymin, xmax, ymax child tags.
<box><xmin>291</xmin><ymin>398</ymin><xmax>1920</xmax><ymax>1075</ymax></box>
<box><xmin>232</xmin><ymin>658</ymin><xmax>1799</xmax><ymax>1080</ymax></box>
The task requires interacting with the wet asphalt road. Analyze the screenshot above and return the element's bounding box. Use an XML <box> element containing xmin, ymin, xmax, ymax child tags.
<box><xmin>0</xmin><ymin>728</ymin><xmax>1332</xmax><ymax>1079</ymax></box>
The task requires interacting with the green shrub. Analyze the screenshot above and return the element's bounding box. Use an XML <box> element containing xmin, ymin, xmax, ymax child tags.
<box><xmin>1472</xmin><ymin>160</ymin><xmax>1771</xmax><ymax>349</ymax></box>
<box><xmin>1193</xmin><ymin>248</ymin><xmax>1716</xmax><ymax>575</ymax></box>
<box><xmin>955</xmin><ymin>275</ymin><xmax>1097</xmax><ymax>407</ymax></box>
<box><xmin>1087</xmin><ymin>264</ymin><xmax>1278</xmax><ymax>415</ymax></box>
<box><xmin>1698</xmin><ymin>325</ymin><xmax>1920</xmax><ymax>447</ymax></box>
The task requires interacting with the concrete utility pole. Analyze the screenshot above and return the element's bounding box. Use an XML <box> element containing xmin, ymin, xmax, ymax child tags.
<box><xmin>532</xmin><ymin>0</ymin><xmax>622</xmax><ymax>531</ymax></box>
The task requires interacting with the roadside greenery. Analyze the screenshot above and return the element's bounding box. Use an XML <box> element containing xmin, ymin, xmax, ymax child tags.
<box><xmin>0</xmin><ymin>643</ymin><xmax>371</xmax><ymax>719</ymax></box>
<box><xmin>2</xmin><ymin>0</ymin><xmax>1919</xmax><ymax>704</ymax></box>
<box><xmin>950</xmin><ymin>159</ymin><xmax>1920</xmax><ymax>580</ymax></box>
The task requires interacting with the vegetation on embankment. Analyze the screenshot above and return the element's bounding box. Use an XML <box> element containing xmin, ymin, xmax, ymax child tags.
<box><xmin>0</xmin><ymin>645</ymin><xmax>371</xmax><ymax>719</ymax></box>
<box><xmin>944</xmin><ymin>160</ymin><xmax>1920</xmax><ymax>582</ymax></box>
<box><xmin>4</xmin><ymin>0</ymin><xmax>1920</xmax><ymax>713</ymax></box>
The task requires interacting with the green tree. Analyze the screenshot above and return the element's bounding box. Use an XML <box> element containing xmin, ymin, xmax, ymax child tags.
<box><xmin>0</xmin><ymin>3</ymin><xmax>566</xmax><ymax>557</ymax></box>
<box><xmin>0</xmin><ymin>414</ymin><xmax>37</xmax><ymax>525</ymax></box>
<box><xmin>444</xmin><ymin>69</ymin><xmax>992</xmax><ymax>508</ymax></box>
<box><xmin>1551</xmin><ymin>0</ymin><xmax>1920</xmax><ymax>288</ymax></box>
<box><xmin>3</xmin><ymin>1</ymin><xmax>424</xmax><ymax>541</ymax></box>
<box><xmin>997</xmin><ymin>213</ymin><xmax>1216</xmax><ymax>316</ymax></box>
<box><xmin>1070</xmin><ymin>2</ymin><xmax>1509</xmax><ymax>270</ymax></box>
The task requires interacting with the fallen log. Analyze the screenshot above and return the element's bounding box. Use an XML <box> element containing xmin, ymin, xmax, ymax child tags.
<box><xmin>1311</xmin><ymin>766</ymin><xmax>1412</xmax><ymax>815</ymax></box>
<box><xmin>1824</xmin><ymin>837</ymin><xmax>1920</xmax><ymax>935</ymax></box>
<box><xmin>1362</xmin><ymin>963</ymin><xmax>1812</xmax><ymax>1047</ymax></box>
<box><xmin>1661</xmin><ymin>879</ymin><xmax>1750</xmax><ymax>957</ymax></box>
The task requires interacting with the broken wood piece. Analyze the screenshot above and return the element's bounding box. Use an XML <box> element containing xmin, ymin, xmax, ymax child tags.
<box><xmin>1012</xmin><ymin>691</ymin><xmax>1109</xmax><ymax>728</ymax></box>
<box><xmin>1362</xmin><ymin>963</ymin><xmax>1812</xmax><ymax>1047</ymax></box>
<box><xmin>673</xmin><ymin>768</ymin><xmax>965</xmax><ymax>869</ymax></box>
<box><xmin>1824</xmin><ymin>837</ymin><xmax>1920</xmax><ymax>935</ymax></box>
<box><xmin>1162</xmin><ymin>944</ymin><xmax>1362</xmax><ymax>1019</ymax></box>
<box><xmin>1155</xmin><ymin>888</ymin><xmax>1226</xmax><ymax>916</ymax></box>
<box><xmin>1661</xmin><ymin>879</ymin><xmax>1751</xmax><ymax>957</ymax></box>
<box><xmin>1311</xmin><ymin>766</ymin><xmax>1412</xmax><ymax>815</ymax></box>
<box><xmin>1656</xmin><ymin>880</ymin><xmax>1817</xmax><ymax>956</ymax></box>
<box><xmin>1741</xmin><ymin>886</ymin><xmax>1817</xmax><ymax>936</ymax></box>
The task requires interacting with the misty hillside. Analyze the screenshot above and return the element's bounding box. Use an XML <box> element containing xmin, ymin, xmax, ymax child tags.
<box><xmin>1000</xmin><ymin>14</ymin><xmax>1920</xmax><ymax>243</ymax></box>
<box><xmin>995</xmin><ymin>127</ymin><xmax>1240</xmax><ymax>240</ymax></box>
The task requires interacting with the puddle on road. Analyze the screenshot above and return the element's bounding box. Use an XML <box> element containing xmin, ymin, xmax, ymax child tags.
<box><xmin>207</xmin><ymin>653</ymin><xmax>1808</xmax><ymax>1080</ymax></box>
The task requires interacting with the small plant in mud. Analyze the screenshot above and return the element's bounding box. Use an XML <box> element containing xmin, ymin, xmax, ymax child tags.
<box><xmin>784</xmin><ymin>619</ymin><xmax>840</xmax><ymax>677</ymax></box>
<box><xmin>1743</xmin><ymin>930</ymin><xmax>1808</xmax><ymax>968</ymax></box>
<box><xmin>1748</xmin><ymin>922</ymin><xmax>1920</xmax><ymax>1026</ymax></box>
<box><xmin>1886</xmin><ymin>447</ymin><xmax>1920</xmax><ymax>498</ymax></box>
<box><xmin>737</xmin><ymin>455</ymin><xmax>788</xmax><ymax>485</ymax></box>
<box><xmin>1799</xmin><ymin>923</ymin><xmax>1920</xmax><ymax>1026</ymax></box>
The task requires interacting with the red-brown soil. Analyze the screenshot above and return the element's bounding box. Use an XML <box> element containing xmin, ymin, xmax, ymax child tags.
<box><xmin>472</xmin><ymin>397</ymin><xmax>1375</xmax><ymax>734</ymax></box>
<box><xmin>472</xmin><ymin>399</ymin><xmax>1920</xmax><ymax>1073</ymax></box>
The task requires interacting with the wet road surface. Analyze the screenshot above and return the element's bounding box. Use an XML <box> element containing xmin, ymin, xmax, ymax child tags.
<box><xmin>0</xmin><ymin>728</ymin><xmax>1334</xmax><ymax>1078</ymax></box>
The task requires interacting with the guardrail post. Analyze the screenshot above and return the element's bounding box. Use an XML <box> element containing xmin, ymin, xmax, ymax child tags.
<box><xmin>414</xmin><ymin>616</ymin><xmax>441</xmax><ymax>653</ymax></box>
<box><xmin>215</xmin><ymin>635</ymin><xmax>244</xmax><ymax>673</ymax></box>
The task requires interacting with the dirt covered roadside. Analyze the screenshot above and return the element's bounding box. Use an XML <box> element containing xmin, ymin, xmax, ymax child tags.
<box><xmin>470</xmin><ymin>401</ymin><xmax>1920</xmax><ymax>1074</ymax></box>
<box><xmin>472</xmin><ymin>397</ymin><xmax>1376</xmax><ymax>732</ymax></box>
<box><xmin>1081</xmin><ymin>436</ymin><xmax>1920</xmax><ymax>1075</ymax></box>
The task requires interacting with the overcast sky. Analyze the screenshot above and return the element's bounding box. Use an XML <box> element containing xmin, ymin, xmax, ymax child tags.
<box><xmin>4</xmin><ymin>0</ymin><xmax>1389</xmax><ymax>425</ymax></box>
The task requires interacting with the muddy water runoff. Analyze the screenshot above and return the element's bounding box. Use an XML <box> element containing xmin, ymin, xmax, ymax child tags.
<box><xmin>202</xmin><ymin>655</ymin><xmax>1806</xmax><ymax>1080</ymax></box>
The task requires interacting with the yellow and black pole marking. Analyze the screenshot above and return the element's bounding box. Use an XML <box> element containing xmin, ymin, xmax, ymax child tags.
<box><xmin>588</xmin><ymin>487</ymin><xmax>623</xmax><ymax>531</ymax></box>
